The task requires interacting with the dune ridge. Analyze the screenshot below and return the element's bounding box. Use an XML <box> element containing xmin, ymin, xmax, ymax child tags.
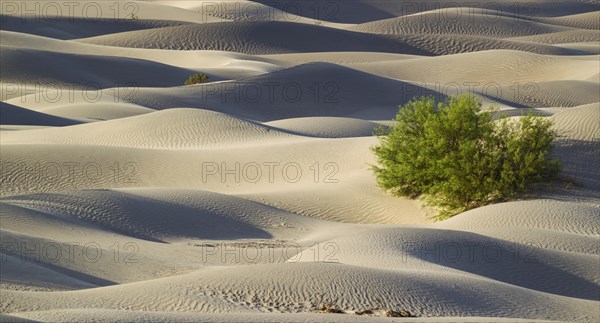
<box><xmin>1</xmin><ymin>0</ymin><xmax>599</xmax><ymax>321</ymax></box>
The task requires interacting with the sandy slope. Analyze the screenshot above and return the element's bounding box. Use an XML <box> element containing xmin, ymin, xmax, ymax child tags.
<box><xmin>1</xmin><ymin>46</ymin><xmax>198</xmax><ymax>88</ymax></box>
<box><xmin>76</xmin><ymin>21</ymin><xmax>591</xmax><ymax>55</ymax></box>
<box><xmin>76</xmin><ymin>22</ymin><xmax>431</xmax><ymax>55</ymax></box>
<box><xmin>1</xmin><ymin>0</ymin><xmax>599</xmax><ymax>322</ymax></box>
<box><xmin>510</xmin><ymin>29</ymin><xmax>600</xmax><ymax>44</ymax></box>
<box><xmin>536</xmin><ymin>11</ymin><xmax>600</xmax><ymax>30</ymax></box>
<box><xmin>30</xmin><ymin>102</ymin><xmax>156</xmax><ymax>122</ymax></box>
<box><xmin>348</xmin><ymin>50</ymin><xmax>600</xmax><ymax>84</ymax></box>
<box><xmin>265</xmin><ymin>117</ymin><xmax>382</xmax><ymax>138</ymax></box>
<box><xmin>0</xmin><ymin>31</ymin><xmax>279</xmax><ymax>71</ymax></box>
<box><xmin>220</xmin><ymin>0</ymin><xmax>599</xmax><ymax>23</ymax></box>
<box><xmin>1</xmin><ymin>16</ymin><xmax>191</xmax><ymax>40</ymax></box>
<box><xmin>550</xmin><ymin>103</ymin><xmax>600</xmax><ymax>190</ymax></box>
<box><xmin>0</xmin><ymin>0</ymin><xmax>227</xmax><ymax>23</ymax></box>
<box><xmin>0</xmin><ymin>109</ymin><xmax>298</xmax><ymax>148</ymax></box>
<box><xmin>3</xmin><ymin>310</ymin><xmax>561</xmax><ymax>323</ymax></box>
<box><xmin>0</xmin><ymin>134</ymin><xmax>430</xmax><ymax>224</ymax></box>
<box><xmin>151</xmin><ymin>0</ymin><xmax>352</xmax><ymax>28</ymax></box>
<box><xmin>347</xmin><ymin>8</ymin><xmax>570</xmax><ymax>37</ymax></box>
<box><xmin>4</xmin><ymin>63</ymin><xmax>436</xmax><ymax>121</ymax></box>
<box><xmin>0</xmin><ymin>102</ymin><xmax>80</xmax><ymax>126</ymax></box>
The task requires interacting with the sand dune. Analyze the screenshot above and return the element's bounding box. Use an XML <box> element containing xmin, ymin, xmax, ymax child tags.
<box><xmin>510</xmin><ymin>29</ymin><xmax>600</xmax><ymax>44</ymax></box>
<box><xmin>552</xmin><ymin>102</ymin><xmax>600</xmax><ymax>141</ymax></box>
<box><xmin>348</xmin><ymin>9</ymin><xmax>569</xmax><ymax>37</ymax></box>
<box><xmin>263</xmin><ymin>52</ymin><xmax>421</xmax><ymax>66</ymax></box>
<box><xmin>151</xmin><ymin>0</ymin><xmax>351</xmax><ymax>28</ymax></box>
<box><xmin>0</xmin><ymin>109</ymin><xmax>297</xmax><ymax>149</ymax></box>
<box><xmin>550</xmin><ymin>103</ymin><xmax>600</xmax><ymax>190</ymax></box>
<box><xmin>1</xmin><ymin>46</ymin><xmax>199</xmax><ymax>89</ymax></box>
<box><xmin>0</xmin><ymin>0</ymin><xmax>226</xmax><ymax>23</ymax></box>
<box><xmin>7</xmin><ymin>310</ymin><xmax>560</xmax><ymax>323</ymax></box>
<box><xmin>0</xmin><ymin>136</ymin><xmax>430</xmax><ymax>224</ymax></box>
<box><xmin>1</xmin><ymin>261</ymin><xmax>598</xmax><ymax>321</ymax></box>
<box><xmin>0</xmin><ymin>188</ymin><xmax>333</xmax><ymax>243</ymax></box>
<box><xmin>241</xmin><ymin>0</ymin><xmax>599</xmax><ymax>23</ymax></box>
<box><xmin>1</xmin><ymin>16</ymin><xmax>190</xmax><ymax>40</ymax></box>
<box><xmin>0</xmin><ymin>102</ymin><xmax>80</xmax><ymax>126</ymax></box>
<box><xmin>0</xmin><ymin>31</ymin><xmax>281</xmax><ymax>73</ymax></box>
<box><xmin>48</xmin><ymin>63</ymin><xmax>434</xmax><ymax>121</ymax></box>
<box><xmin>1</xmin><ymin>0</ymin><xmax>599</xmax><ymax>322</ymax></box>
<box><xmin>396</xmin><ymin>33</ymin><xmax>587</xmax><ymax>55</ymax></box>
<box><xmin>298</xmin><ymin>226</ymin><xmax>599</xmax><ymax>300</ymax></box>
<box><xmin>0</xmin><ymin>187</ymin><xmax>350</xmax><ymax>285</ymax></box>
<box><xmin>76</xmin><ymin>21</ymin><xmax>590</xmax><ymax>56</ymax></box>
<box><xmin>536</xmin><ymin>11</ymin><xmax>600</xmax><ymax>30</ymax></box>
<box><xmin>490</xmin><ymin>80</ymin><xmax>600</xmax><ymax>108</ymax></box>
<box><xmin>555</xmin><ymin>42</ymin><xmax>600</xmax><ymax>55</ymax></box>
<box><xmin>441</xmin><ymin>199</ymin><xmax>599</xmax><ymax>235</ymax></box>
<box><xmin>348</xmin><ymin>50</ymin><xmax>600</xmax><ymax>84</ymax></box>
<box><xmin>1</xmin><ymin>252</ymin><xmax>98</xmax><ymax>291</ymax></box>
<box><xmin>76</xmin><ymin>22</ymin><xmax>432</xmax><ymax>55</ymax></box>
<box><xmin>32</xmin><ymin>102</ymin><xmax>155</xmax><ymax>122</ymax></box>
<box><xmin>265</xmin><ymin>117</ymin><xmax>382</xmax><ymax>138</ymax></box>
<box><xmin>13</xmin><ymin>53</ymin><xmax>595</xmax><ymax>122</ymax></box>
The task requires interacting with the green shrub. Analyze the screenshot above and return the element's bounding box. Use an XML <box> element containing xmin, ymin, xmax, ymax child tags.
<box><xmin>372</xmin><ymin>95</ymin><xmax>561</xmax><ymax>220</ymax></box>
<box><xmin>184</xmin><ymin>73</ymin><xmax>209</xmax><ymax>85</ymax></box>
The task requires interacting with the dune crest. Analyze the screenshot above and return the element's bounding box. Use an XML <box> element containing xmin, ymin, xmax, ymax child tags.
<box><xmin>1</xmin><ymin>0</ymin><xmax>598</xmax><ymax>321</ymax></box>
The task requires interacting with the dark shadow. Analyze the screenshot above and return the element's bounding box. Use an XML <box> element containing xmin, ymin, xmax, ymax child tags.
<box><xmin>125</xmin><ymin>62</ymin><xmax>446</xmax><ymax>122</ymax></box>
<box><xmin>0</xmin><ymin>102</ymin><xmax>81</xmax><ymax>126</ymax></box>
<box><xmin>402</xmin><ymin>228</ymin><xmax>600</xmax><ymax>301</ymax></box>
<box><xmin>2</xmin><ymin>190</ymin><xmax>273</xmax><ymax>242</ymax></box>
<box><xmin>0</xmin><ymin>15</ymin><xmax>189</xmax><ymax>39</ymax></box>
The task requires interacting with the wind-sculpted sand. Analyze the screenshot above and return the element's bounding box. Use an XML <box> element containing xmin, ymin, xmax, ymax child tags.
<box><xmin>1</xmin><ymin>0</ymin><xmax>598</xmax><ymax>322</ymax></box>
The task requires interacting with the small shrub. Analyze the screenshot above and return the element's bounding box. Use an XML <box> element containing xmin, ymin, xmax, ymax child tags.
<box><xmin>317</xmin><ymin>303</ymin><xmax>345</xmax><ymax>314</ymax></box>
<box><xmin>385</xmin><ymin>309</ymin><xmax>414</xmax><ymax>317</ymax></box>
<box><xmin>184</xmin><ymin>73</ymin><xmax>209</xmax><ymax>85</ymax></box>
<box><xmin>372</xmin><ymin>95</ymin><xmax>561</xmax><ymax>220</ymax></box>
<box><xmin>355</xmin><ymin>309</ymin><xmax>374</xmax><ymax>315</ymax></box>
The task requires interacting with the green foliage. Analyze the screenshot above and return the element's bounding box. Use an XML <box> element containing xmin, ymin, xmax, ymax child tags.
<box><xmin>372</xmin><ymin>95</ymin><xmax>561</xmax><ymax>220</ymax></box>
<box><xmin>184</xmin><ymin>73</ymin><xmax>209</xmax><ymax>85</ymax></box>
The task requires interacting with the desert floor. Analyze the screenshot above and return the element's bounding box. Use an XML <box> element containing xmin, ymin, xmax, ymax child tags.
<box><xmin>0</xmin><ymin>1</ymin><xmax>599</xmax><ymax>322</ymax></box>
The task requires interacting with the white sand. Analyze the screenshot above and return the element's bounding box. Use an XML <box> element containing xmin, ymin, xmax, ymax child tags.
<box><xmin>1</xmin><ymin>1</ymin><xmax>598</xmax><ymax>322</ymax></box>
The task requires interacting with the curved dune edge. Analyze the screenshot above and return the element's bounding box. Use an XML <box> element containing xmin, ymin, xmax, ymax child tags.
<box><xmin>74</xmin><ymin>22</ymin><xmax>588</xmax><ymax>55</ymax></box>
<box><xmin>347</xmin><ymin>9</ymin><xmax>569</xmax><ymax>37</ymax></box>
<box><xmin>1</xmin><ymin>0</ymin><xmax>599</xmax><ymax>321</ymax></box>
<box><xmin>3</xmin><ymin>310</ymin><xmax>563</xmax><ymax>323</ymax></box>
<box><xmin>0</xmin><ymin>102</ymin><xmax>80</xmax><ymax>126</ymax></box>
<box><xmin>0</xmin><ymin>109</ymin><xmax>299</xmax><ymax>149</ymax></box>
<box><xmin>1</xmin><ymin>258</ymin><xmax>598</xmax><ymax>321</ymax></box>
<box><xmin>1</xmin><ymin>189</ymin><xmax>598</xmax><ymax>320</ymax></box>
